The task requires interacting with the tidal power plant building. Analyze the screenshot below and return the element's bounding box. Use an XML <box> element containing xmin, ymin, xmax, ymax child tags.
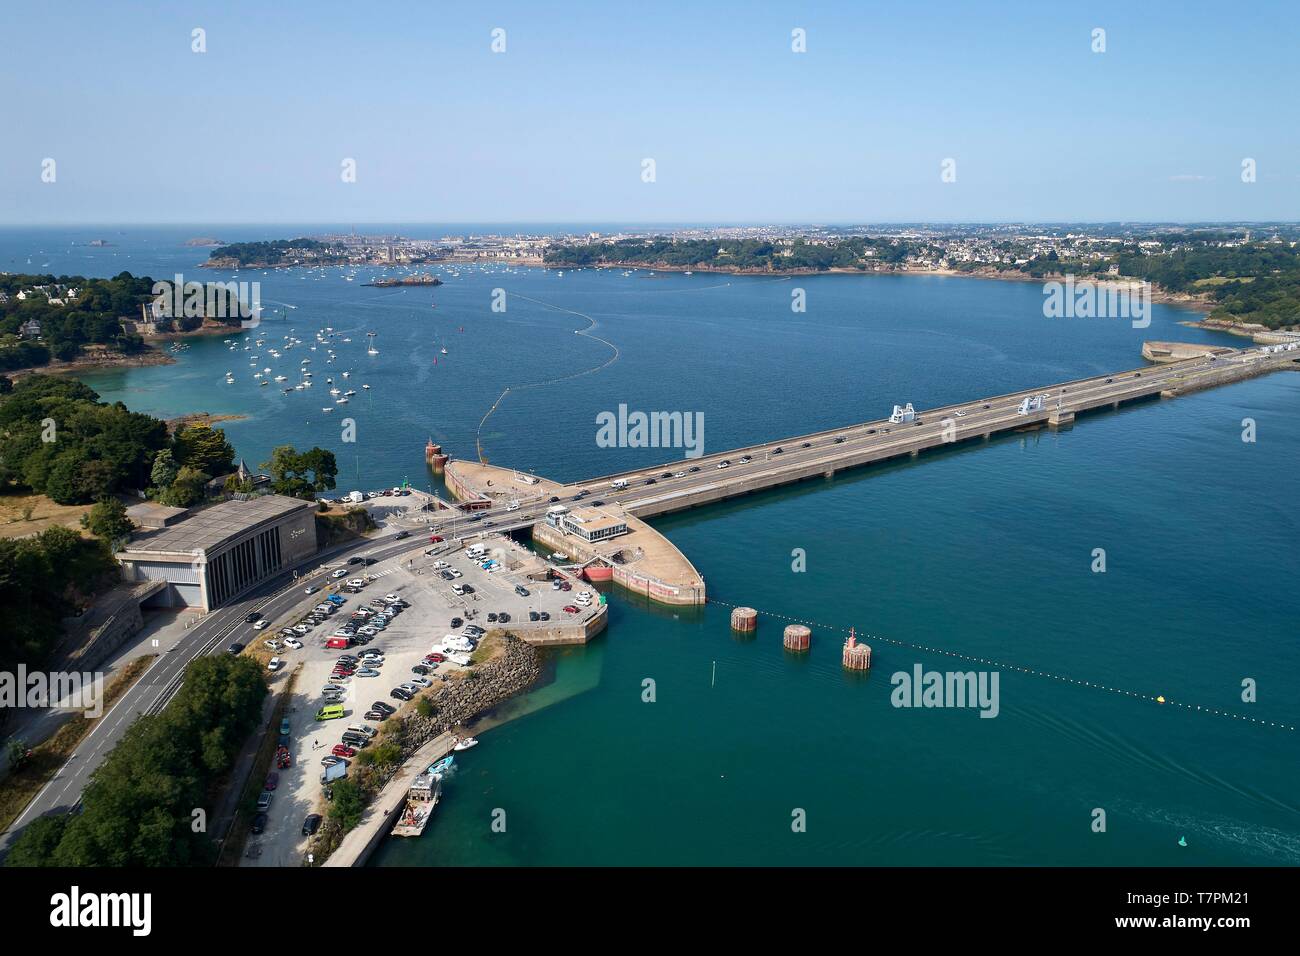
<box><xmin>116</xmin><ymin>495</ymin><xmax>318</xmax><ymax>611</ymax></box>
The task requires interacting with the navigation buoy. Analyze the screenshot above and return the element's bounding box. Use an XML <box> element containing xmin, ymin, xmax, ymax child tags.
<box><xmin>842</xmin><ymin>627</ymin><xmax>871</xmax><ymax>671</ymax></box>
<box><xmin>1156</xmin><ymin>695</ymin><xmax>1166</xmax><ymax>704</ymax></box>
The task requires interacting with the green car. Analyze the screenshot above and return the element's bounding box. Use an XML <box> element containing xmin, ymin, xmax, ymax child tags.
<box><xmin>279</xmin><ymin>717</ymin><xmax>291</xmax><ymax>735</ymax></box>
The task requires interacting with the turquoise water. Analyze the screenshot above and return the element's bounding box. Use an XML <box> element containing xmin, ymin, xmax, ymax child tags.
<box><xmin>7</xmin><ymin>226</ymin><xmax>1298</xmax><ymax>865</ymax></box>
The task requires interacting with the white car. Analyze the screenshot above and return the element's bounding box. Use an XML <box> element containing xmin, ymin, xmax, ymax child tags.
<box><xmin>330</xmin><ymin>569</ymin><xmax>348</xmax><ymax>579</ymax></box>
<box><xmin>263</xmin><ymin>639</ymin><xmax>283</xmax><ymax>651</ymax></box>
<box><xmin>252</xmin><ymin>620</ymin><xmax>270</xmax><ymax>630</ymax></box>
<box><xmin>383</xmin><ymin>593</ymin><xmax>400</xmax><ymax>603</ymax></box>
<box><xmin>305</xmin><ymin>585</ymin><xmax>320</xmax><ymax>594</ymax></box>
<box><xmin>267</xmin><ymin>657</ymin><xmax>284</xmax><ymax>672</ymax></box>
<box><xmin>674</xmin><ymin>471</ymin><xmax>686</xmax><ymax>478</ymax></box>
<box><xmin>449</xmin><ymin>569</ymin><xmax>463</xmax><ymax>578</ymax></box>
<box><xmin>432</xmin><ymin>560</ymin><xmax>450</xmax><ymax>570</ymax></box>
<box><xmin>283</xmin><ymin>637</ymin><xmax>304</xmax><ymax>650</ymax></box>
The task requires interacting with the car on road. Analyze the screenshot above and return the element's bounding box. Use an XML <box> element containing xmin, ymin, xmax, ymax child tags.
<box><xmin>302</xmin><ymin>814</ymin><xmax>323</xmax><ymax>836</ymax></box>
<box><xmin>394</xmin><ymin>530</ymin><xmax>410</xmax><ymax>540</ymax></box>
<box><xmin>644</xmin><ymin>477</ymin><xmax>657</xmax><ymax>485</ymax></box>
<box><xmin>251</xmin><ymin>813</ymin><xmax>268</xmax><ymax>834</ymax></box>
<box><xmin>688</xmin><ymin>466</ymin><xmax>701</xmax><ymax>473</ymax></box>
<box><xmin>772</xmin><ymin>447</ymin><xmax>783</xmax><ymax>455</ymax></box>
<box><xmin>265</xmin><ymin>771</ymin><xmax>279</xmax><ymax>791</ymax></box>
<box><xmin>548</xmin><ymin>496</ymin><xmax>560</xmax><ymax>503</ymax></box>
<box><xmin>834</xmin><ymin>436</ymin><xmax>846</xmax><ymax>443</ymax></box>
<box><xmin>245</xmin><ymin>612</ymin><xmax>262</xmax><ymax>624</ymax></box>
<box><xmin>256</xmin><ymin>791</ymin><xmax>273</xmax><ymax>812</ymax></box>
<box><xmin>227</xmin><ymin>642</ymin><xmax>245</xmax><ymax>655</ymax></box>
<box><xmin>739</xmin><ymin>456</ymin><xmax>752</xmax><ymax>464</ymax></box>
<box><xmin>429</xmin><ymin>535</ymin><xmax>444</xmax><ymax>543</ymax></box>
<box><xmin>801</xmin><ymin>442</ymin><xmax>812</xmax><ymax>448</ymax></box>
<box><xmin>331</xmin><ymin>568</ymin><xmax>348</xmax><ymax>578</ymax></box>
<box><xmin>305</xmin><ymin>585</ymin><xmax>319</xmax><ymax>594</ymax></box>
<box><xmin>252</xmin><ymin>619</ymin><xmax>270</xmax><ymax>630</ymax></box>
<box><xmin>717</xmin><ymin>460</ymin><xmax>730</xmax><ymax>469</ymax></box>
<box><xmin>279</xmin><ymin>717</ymin><xmax>292</xmax><ymax>735</ymax></box>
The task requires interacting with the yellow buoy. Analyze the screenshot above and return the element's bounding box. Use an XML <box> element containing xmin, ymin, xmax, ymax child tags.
<box><xmin>1156</xmin><ymin>695</ymin><xmax>1166</xmax><ymax>704</ymax></box>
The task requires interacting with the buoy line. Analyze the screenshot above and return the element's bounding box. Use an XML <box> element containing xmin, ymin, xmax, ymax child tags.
<box><xmin>475</xmin><ymin>293</ymin><xmax>620</xmax><ymax>463</ymax></box>
<box><xmin>705</xmin><ymin>597</ymin><xmax>1294</xmax><ymax>733</ymax></box>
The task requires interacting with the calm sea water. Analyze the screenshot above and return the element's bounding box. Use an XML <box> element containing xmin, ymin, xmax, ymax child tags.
<box><xmin>7</xmin><ymin>226</ymin><xmax>1298</xmax><ymax>865</ymax></box>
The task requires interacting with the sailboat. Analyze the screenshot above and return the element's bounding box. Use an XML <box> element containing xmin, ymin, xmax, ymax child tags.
<box><xmin>367</xmin><ymin>331</ymin><xmax>379</xmax><ymax>355</ymax></box>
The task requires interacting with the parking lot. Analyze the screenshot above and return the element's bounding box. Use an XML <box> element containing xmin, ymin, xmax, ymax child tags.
<box><xmin>240</xmin><ymin>533</ymin><xmax>602</xmax><ymax>865</ymax></box>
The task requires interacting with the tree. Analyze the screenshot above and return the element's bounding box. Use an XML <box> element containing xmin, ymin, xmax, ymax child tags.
<box><xmin>150</xmin><ymin>447</ymin><xmax>178</xmax><ymax>490</ymax></box>
<box><xmin>174</xmin><ymin>423</ymin><xmax>235</xmax><ymax>477</ymax></box>
<box><xmin>81</xmin><ymin>496</ymin><xmax>133</xmax><ymax>543</ymax></box>
<box><xmin>262</xmin><ymin>445</ymin><xmax>338</xmax><ymax>499</ymax></box>
<box><xmin>158</xmin><ymin>465</ymin><xmax>208</xmax><ymax>508</ymax></box>
<box><xmin>328</xmin><ymin>778</ymin><xmax>365</xmax><ymax>831</ymax></box>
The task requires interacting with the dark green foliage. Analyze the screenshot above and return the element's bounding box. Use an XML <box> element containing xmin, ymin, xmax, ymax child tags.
<box><xmin>0</xmin><ymin>272</ymin><xmax>155</xmax><ymax>370</ymax></box>
<box><xmin>262</xmin><ymin>444</ymin><xmax>338</xmax><ymax>499</ymax></box>
<box><xmin>4</xmin><ymin>654</ymin><xmax>268</xmax><ymax>867</ymax></box>
<box><xmin>0</xmin><ymin>525</ymin><xmax>118</xmax><ymax>671</ymax></box>
<box><xmin>0</xmin><ymin>374</ymin><xmax>169</xmax><ymax>503</ymax></box>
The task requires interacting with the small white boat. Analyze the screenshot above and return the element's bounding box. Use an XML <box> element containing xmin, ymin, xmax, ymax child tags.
<box><xmin>452</xmin><ymin>737</ymin><xmax>478</xmax><ymax>752</ymax></box>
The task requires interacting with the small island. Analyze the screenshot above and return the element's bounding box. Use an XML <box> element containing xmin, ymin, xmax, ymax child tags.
<box><xmin>361</xmin><ymin>274</ymin><xmax>443</xmax><ymax>288</ymax></box>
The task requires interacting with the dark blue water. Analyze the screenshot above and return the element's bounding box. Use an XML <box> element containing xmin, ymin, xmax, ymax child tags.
<box><xmin>6</xmin><ymin>226</ymin><xmax>1297</xmax><ymax>865</ymax></box>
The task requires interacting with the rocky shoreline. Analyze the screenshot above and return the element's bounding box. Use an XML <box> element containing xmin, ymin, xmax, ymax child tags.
<box><xmin>400</xmin><ymin>633</ymin><xmax>542</xmax><ymax>752</ymax></box>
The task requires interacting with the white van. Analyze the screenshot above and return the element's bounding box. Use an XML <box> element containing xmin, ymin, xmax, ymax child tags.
<box><xmin>346</xmin><ymin>724</ymin><xmax>376</xmax><ymax>739</ymax></box>
<box><xmin>465</xmin><ymin>545</ymin><xmax>486</xmax><ymax>559</ymax></box>
<box><xmin>611</xmin><ymin>479</ymin><xmax>628</xmax><ymax>490</ymax></box>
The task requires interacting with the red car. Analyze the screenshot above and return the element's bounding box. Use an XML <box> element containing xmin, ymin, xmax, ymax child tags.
<box><xmin>562</xmin><ymin>605</ymin><xmax>579</xmax><ymax>614</ymax></box>
<box><xmin>332</xmin><ymin>744</ymin><xmax>357</xmax><ymax>758</ymax></box>
<box><xmin>265</xmin><ymin>771</ymin><xmax>280</xmax><ymax>791</ymax></box>
<box><xmin>427</xmin><ymin>653</ymin><xmax>445</xmax><ymax>663</ymax></box>
<box><xmin>429</xmin><ymin>535</ymin><xmax>444</xmax><ymax>543</ymax></box>
<box><xmin>275</xmin><ymin>746</ymin><xmax>292</xmax><ymax>769</ymax></box>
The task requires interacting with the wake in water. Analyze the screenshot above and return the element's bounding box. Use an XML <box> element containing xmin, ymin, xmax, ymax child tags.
<box><xmin>474</xmin><ymin>293</ymin><xmax>620</xmax><ymax>463</ymax></box>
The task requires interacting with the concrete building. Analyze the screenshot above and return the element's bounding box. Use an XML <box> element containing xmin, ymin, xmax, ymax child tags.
<box><xmin>116</xmin><ymin>494</ymin><xmax>318</xmax><ymax>611</ymax></box>
<box><xmin>559</xmin><ymin>507</ymin><xmax>628</xmax><ymax>543</ymax></box>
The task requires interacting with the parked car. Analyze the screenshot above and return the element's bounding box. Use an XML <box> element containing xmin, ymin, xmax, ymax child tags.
<box><xmin>265</xmin><ymin>771</ymin><xmax>279</xmax><ymax>791</ymax></box>
<box><xmin>390</xmin><ymin>688</ymin><xmax>413</xmax><ymax>701</ymax></box>
<box><xmin>302</xmin><ymin>814</ymin><xmax>323</xmax><ymax>836</ymax></box>
<box><xmin>412</xmin><ymin>664</ymin><xmax>431</xmax><ymax>675</ymax></box>
<box><xmin>371</xmin><ymin>701</ymin><xmax>396</xmax><ymax>716</ymax></box>
<box><xmin>563</xmin><ymin>605</ymin><xmax>579</xmax><ymax>614</ymax></box>
<box><xmin>251</xmin><ymin>813</ymin><xmax>268</xmax><ymax>834</ymax></box>
<box><xmin>332</xmin><ymin>744</ymin><xmax>357</xmax><ymax>758</ymax></box>
<box><xmin>410</xmin><ymin>677</ymin><xmax>432</xmax><ymax>688</ymax></box>
<box><xmin>279</xmin><ymin>717</ymin><xmax>292</xmax><ymax>735</ymax></box>
<box><xmin>529</xmin><ymin>611</ymin><xmax>540</xmax><ymax>622</ymax></box>
<box><xmin>429</xmin><ymin>535</ymin><xmax>444</xmax><ymax>543</ymax></box>
<box><xmin>539</xmin><ymin>611</ymin><xmax>550</xmax><ymax>621</ymax></box>
<box><xmin>284</xmin><ymin>637</ymin><xmax>303</xmax><ymax>650</ymax></box>
<box><xmin>256</xmin><ymin>791</ymin><xmax>273</xmax><ymax>812</ymax></box>
<box><xmin>515</xmin><ymin>584</ymin><xmax>530</xmax><ymax>597</ymax></box>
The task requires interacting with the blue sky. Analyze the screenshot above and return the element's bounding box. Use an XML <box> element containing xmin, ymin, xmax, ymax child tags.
<box><xmin>2</xmin><ymin>0</ymin><xmax>1297</xmax><ymax>224</ymax></box>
